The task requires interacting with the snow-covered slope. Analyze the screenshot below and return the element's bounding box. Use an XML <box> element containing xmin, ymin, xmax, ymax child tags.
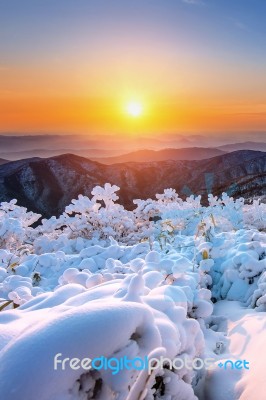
<box><xmin>199</xmin><ymin>301</ymin><xmax>266</xmax><ymax>400</ymax></box>
<box><xmin>0</xmin><ymin>185</ymin><xmax>265</xmax><ymax>399</ymax></box>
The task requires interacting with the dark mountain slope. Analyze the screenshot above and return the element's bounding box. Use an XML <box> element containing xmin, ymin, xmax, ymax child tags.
<box><xmin>0</xmin><ymin>150</ymin><xmax>265</xmax><ymax>217</ymax></box>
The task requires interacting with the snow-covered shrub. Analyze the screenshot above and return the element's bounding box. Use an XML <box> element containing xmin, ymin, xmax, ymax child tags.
<box><xmin>250</xmin><ymin>271</ymin><xmax>266</xmax><ymax>311</ymax></box>
<box><xmin>0</xmin><ymin>200</ymin><xmax>40</xmax><ymax>251</ymax></box>
<box><xmin>205</xmin><ymin>230</ymin><xmax>266</xmax><ymax>305</ymax></box>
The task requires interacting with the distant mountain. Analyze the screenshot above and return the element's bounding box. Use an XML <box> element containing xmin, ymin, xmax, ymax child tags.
<box><xmin>1</xmin><ymin>134</ymin><xmax>265</xmax><ymax>161</ymax></box>
<box><xmin>0</xmin><ymin>148</ymin><xmax>113</xmax><ymax>161</ymax></box>
<box><xmin>218</xmin><ymin>141</ymin><xmax>266</xmax><ymax>152</ymax></box>
<box><xmin>0</xmin><ymin>146</ymin><xmax>226</xmax><ymax>163</ymax></box>
<box><xmin>92</xmin><ymin>147</ymin><xmax>227</xmax><ymax>164</ymax></box>
<box><xmin>0</xmin><ymin>134</ymin><xmax>174</xmax><ymax>160</ymax></box>
<box><xmin>0</xmin><ymin>150</ymin><xmax>265</xmax><ymax>218</ymax></box>
<box><xmin>0</xmin><ymin>158</ymin><xmax>9</xmax><ymax>165</ymax></box>
<box><xmin>0</xmin><ymin>135</ymin><xmax>128</xmax><ymax>160</ymax></box>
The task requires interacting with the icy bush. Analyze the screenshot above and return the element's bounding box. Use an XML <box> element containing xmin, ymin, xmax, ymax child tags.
<box><xmin>0</xmin><ymin>200</ymin><xmax>41</xmax><ymax>251</ymax></box>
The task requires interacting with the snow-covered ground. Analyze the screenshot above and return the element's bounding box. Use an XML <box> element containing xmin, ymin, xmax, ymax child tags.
<box><xmin>199</xmin><ymin>301</ymin><xmax>266</xmax><ymax>400</ymax></box>
<box><xmin>0</xmin><ymin>184</ymin><xmax>265</xmax><ymax>399</ymax></box>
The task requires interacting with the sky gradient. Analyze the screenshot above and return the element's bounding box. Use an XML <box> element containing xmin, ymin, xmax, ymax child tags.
<box><xmin>0</xmin><ymin>0</ymin><xmax>266</xmax><ymax>138</ymax></box>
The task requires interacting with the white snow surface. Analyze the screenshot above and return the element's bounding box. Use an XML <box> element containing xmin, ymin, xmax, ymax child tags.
<box><xmin>199</xmin><ymin>301</ymin><xmax>266</xmax><ymax>400</ymax></box>
<box><xmin>0</xmin><ymin>185</ymin><xmax>265</xmax><ymax>399</ymax></box>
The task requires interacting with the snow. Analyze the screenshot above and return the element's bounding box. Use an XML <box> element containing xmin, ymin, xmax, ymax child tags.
<box><xmin>0</xmin><ymin>184</ymin><xmax>265</xmax><ymax>399</ymax></box>
<box><xmin>0</xmin><ymin>301</ymin><xmax>161</xmax><ymax>400</ymax></box>
<box><xmin>199</xmin><ymin>301</ymin><xmax>266</xmax><ymax>400</ymax></box>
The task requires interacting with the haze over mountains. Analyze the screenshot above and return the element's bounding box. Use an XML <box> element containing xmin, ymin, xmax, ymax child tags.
<box><xmin>1</xmin><ymin>134</ymin><xmax>265</xmax><ymax>161</ymax></box>
<box><xmin>0</xmin><ymin>150</ymin><xmax>265</xmax><ymax>218</ymax></box>
<box><xmin>218</xmin><ymin>141</ymin><xmax>266</xmax><ymax>152</ymax></box>
<box><xmin>91</xmin><ymin>148</ymin><xmax>226</xmax><ymax>164</ymax></box>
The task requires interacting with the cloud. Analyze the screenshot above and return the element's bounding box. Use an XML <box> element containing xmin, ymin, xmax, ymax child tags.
<box><xmin>228</xmin><ymin>17</ymin><xmax>248</xmax><ymax>31</ymax></box>
<box><xmin>182</xmin><ymin>0</ymin><xmax>205</xmax><ymax>5</ymax></box>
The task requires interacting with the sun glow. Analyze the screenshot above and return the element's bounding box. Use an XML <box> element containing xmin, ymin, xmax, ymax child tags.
<box><xmin>126</xmin><ymin>101</ymin><xmax>143</xmax><ymax>118</ymax></box>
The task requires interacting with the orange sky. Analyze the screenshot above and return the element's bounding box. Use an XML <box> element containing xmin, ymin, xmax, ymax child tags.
<box><xmin>1</xmin><ymin>93</ymin><xmax>266</xmax><ymax>135</ymax></box>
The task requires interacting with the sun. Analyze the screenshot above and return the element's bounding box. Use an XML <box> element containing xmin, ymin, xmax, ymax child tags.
<box><xmin>126</xmin><ymin>101</ymin><xmax>143</xmax><ymax>118</ymax></box>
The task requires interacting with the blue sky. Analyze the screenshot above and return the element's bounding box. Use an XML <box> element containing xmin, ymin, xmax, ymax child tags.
<box><xmin>1</xmin><ymin>0</ymin><xmax>265</xmax><ymax>64</ymax></box>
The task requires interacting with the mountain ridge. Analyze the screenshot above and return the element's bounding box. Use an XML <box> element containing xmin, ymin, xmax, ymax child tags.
<box><xmin>0</xmin><ymin>150</ymin><xmax>265</xmax><ymax>217</ymax></box>
<box><xmin>217</xmin><ymin>141</ymin><xmax>266</xmax><ymax>152</ymax></box>
<box><xmin>91</xmin><ymin>147</ymin><xmax>226</xmax><ymax>164</ymax></box>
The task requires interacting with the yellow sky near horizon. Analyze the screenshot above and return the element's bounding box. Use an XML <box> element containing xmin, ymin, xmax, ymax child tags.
<box><xmin>1</xmin><ymin>91</ymin><xmax>266</xmax><ymax>135</ymax></box>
